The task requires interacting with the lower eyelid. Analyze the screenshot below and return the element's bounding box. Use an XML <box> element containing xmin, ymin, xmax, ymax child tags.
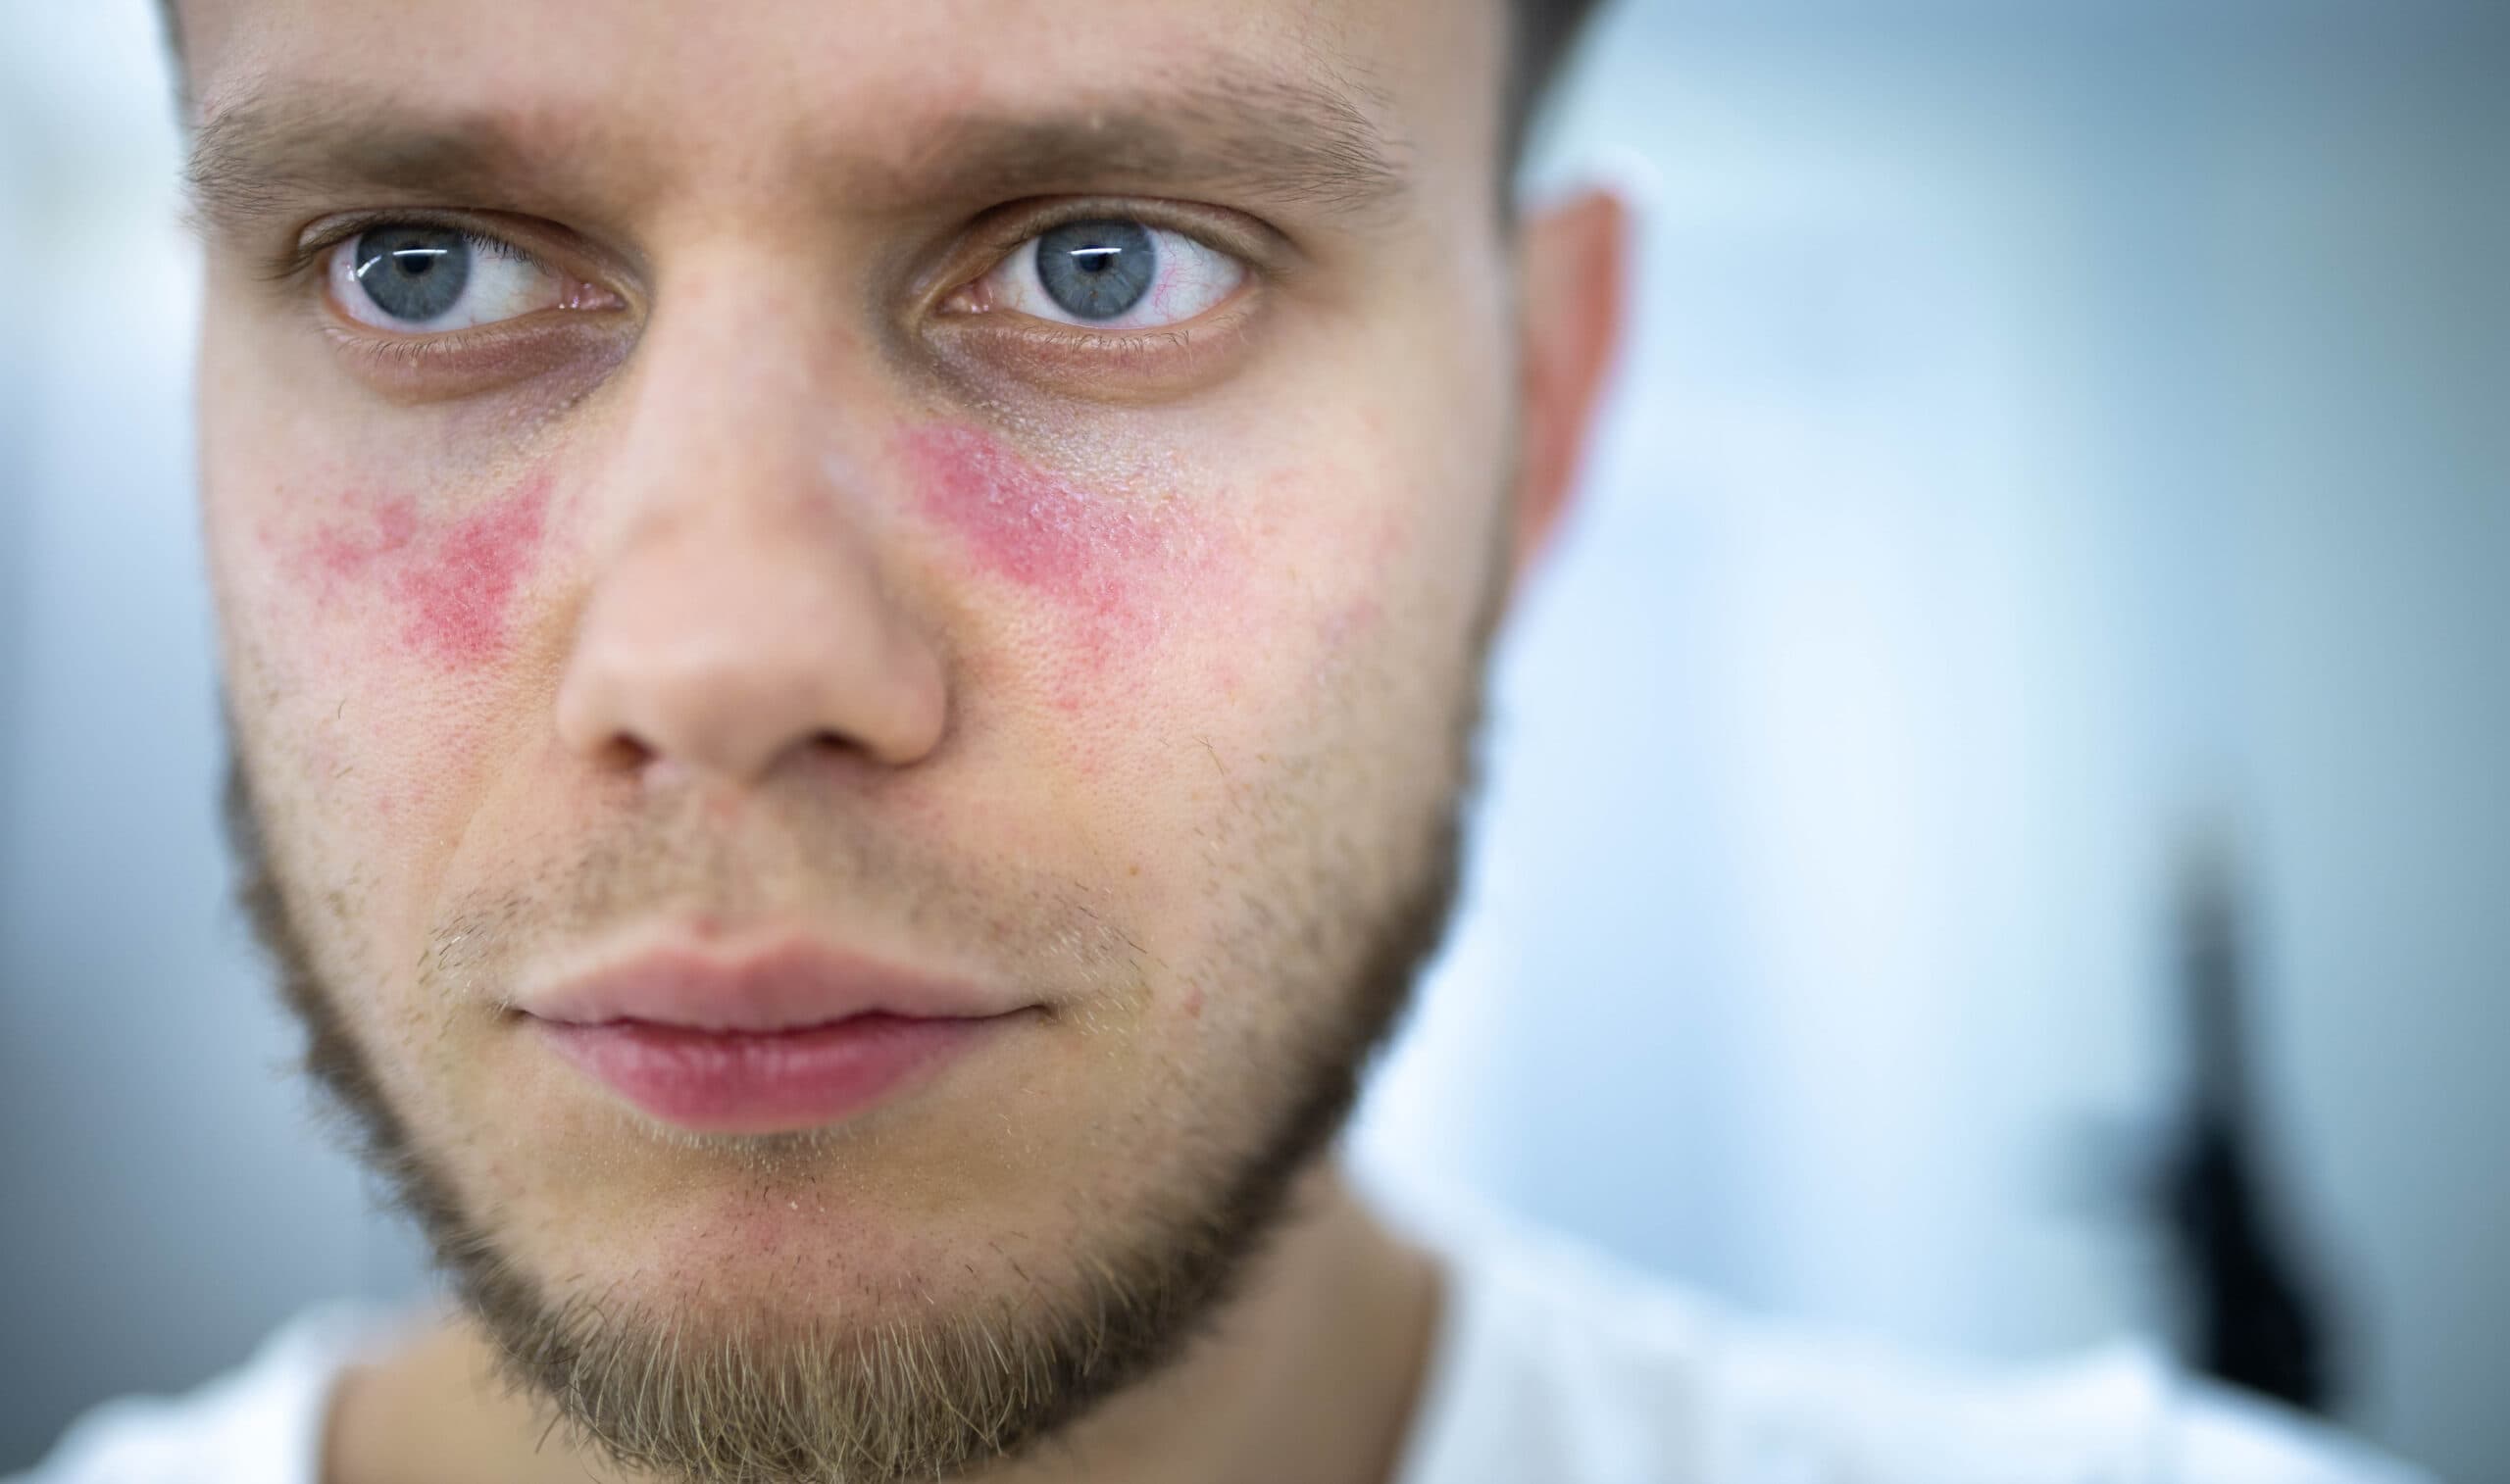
<box><xmin>317</xmin><ymin>312</ymin><xmax>632</xmax><ymax>402</ymax></box>
<box><xmin>926</xmin><ymin>280</ymin><xmax>1267</xmax><ymax>401</ymax></box>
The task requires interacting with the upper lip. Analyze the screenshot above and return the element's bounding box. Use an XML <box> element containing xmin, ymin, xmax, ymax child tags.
<box><xmin>522</xmin><ymin>939</ymin><xmax>1021</xmax><ymax>1032</ymax></box>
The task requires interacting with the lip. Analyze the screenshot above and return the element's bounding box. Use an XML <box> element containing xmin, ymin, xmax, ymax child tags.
<box><xmin>522</xmin><ymin>941</ymin><xmax>1030</xmax><ymax>1133</ymax></box>
<box><xmin>523</xmin><ymin>940</ymin><xmax>1021</xmax><ymax>1031</ymax></box>
<box><xmin>534</xmin><ymin>1014</ymin><xmax>1006</xmax><ymax>1133</ymax></box>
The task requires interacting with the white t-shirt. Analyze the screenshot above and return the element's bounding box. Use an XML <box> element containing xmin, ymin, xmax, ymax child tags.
<box><xmin>11</xmin><ymin>1223</ymin><xmax>2435</xmax><ymax>1484</ymax></box>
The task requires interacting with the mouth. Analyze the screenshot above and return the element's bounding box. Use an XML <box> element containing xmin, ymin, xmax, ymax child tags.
<box><xmin>521</xmin><ymin>939</ymin><xmax>1034</xmax><ymax>1134</ymax></box>
<box><xmin>533</xmin><ymin>1013</ymin><xmax>1017</xmax><ymax>1134</ymax></box>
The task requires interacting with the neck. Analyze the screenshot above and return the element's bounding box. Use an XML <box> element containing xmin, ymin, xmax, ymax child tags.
<box><xmin>325</xmin><ymin>1160</ymin><xmax>1443</xmax><ymax>1484</ymax></box>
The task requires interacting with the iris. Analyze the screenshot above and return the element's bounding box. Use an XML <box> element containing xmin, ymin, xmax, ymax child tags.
<box><xmin>352</xmin><ymin>225</ymin><xmax>473</xmax><ymax>324</ymax></box>
<box><xmin>1035</xmin><ymin>220</ymin><xmax>1157</xmax><ymax>322</ymax></box>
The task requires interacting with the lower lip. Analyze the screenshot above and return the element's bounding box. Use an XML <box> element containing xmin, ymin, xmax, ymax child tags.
<box><xmin>534</xmin><ymin>1014</ymin><xmax>1000</xmax><ymax>1133</ymax></box>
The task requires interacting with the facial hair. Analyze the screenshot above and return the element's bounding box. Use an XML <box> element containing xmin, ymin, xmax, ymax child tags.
<box><xmin>221</xmin><ymin>591</ymin><xmax>1497</xmax><ymax>1484</ymax></box>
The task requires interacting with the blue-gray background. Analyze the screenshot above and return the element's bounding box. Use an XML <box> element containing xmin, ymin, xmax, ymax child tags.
<box><xmin>3</xmin><ymin>2</ymin><xmax>2503</xmax><ymax>1478</ymax></box>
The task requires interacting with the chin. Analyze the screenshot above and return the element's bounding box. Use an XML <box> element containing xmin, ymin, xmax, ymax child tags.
<box><xmin>451</xmin><ymin>1125</ymin><xmax>1087</xmax><ymax>1311</ymax></box>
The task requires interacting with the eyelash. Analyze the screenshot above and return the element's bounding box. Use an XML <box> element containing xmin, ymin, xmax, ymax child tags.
<box><xmin>276</xmin><ymin>211</ymin><xmax>488</xmax><ymax>285</ymax></box>
<box><xmin>276</xmin><ymin>202</ymin><xmax>1271</xmax><ymax>408</ymax></box>
<box><xmin>291</xmin><ymin>207</ymin><xmax>1262</xmax><ymax>308</ymax></box>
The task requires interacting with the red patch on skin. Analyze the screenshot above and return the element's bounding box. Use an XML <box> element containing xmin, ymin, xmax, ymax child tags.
<box><xmin>409</xmin><ymin>479</ymin><xmax>551</xmax><ymax>663</ymax></box>
<box><xmin>901</xmin><ymin>424</ymin><xmax>1213</xmax><ymax>707</ymax></box>
<box><xmin>900</xmin><ymin>425</ymin><xmax>1165</xmax><ymax>617</ymax></box>
<box><xmin>302</xmin><ymin>473</ymin><xmax>552</xmax><ymax>666</ymax></box>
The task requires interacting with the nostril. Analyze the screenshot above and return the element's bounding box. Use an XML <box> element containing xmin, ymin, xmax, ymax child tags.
<box><xmin>593</xmin><ymin>733</ymin><xmax>656</xmax><ymax>773</ymax></box>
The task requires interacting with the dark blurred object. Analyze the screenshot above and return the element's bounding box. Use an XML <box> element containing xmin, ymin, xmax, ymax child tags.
<box><xmin>2159</xmin><ymin>838</ymin><xmax>2339</xmax><ymax>1413</ymax></box>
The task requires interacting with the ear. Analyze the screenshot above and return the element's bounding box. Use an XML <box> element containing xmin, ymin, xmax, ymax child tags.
<box><xmin>1507</xmin><ymin>187</ymin><xmax>1631</xmax><ymax>591</ymax></box>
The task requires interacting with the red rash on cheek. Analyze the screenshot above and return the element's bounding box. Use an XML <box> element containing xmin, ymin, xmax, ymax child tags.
<box><xmin>297</xmin><ymin>473</ymin><xmax>553</xmax><ymax>667</ymax></box>
<box><xmin>900</xmin><ymin>425</ymin><xmax>1168</xmax><ymax>617</ymax></box>
<box><xmin>901</xmin><ymin>424</ymin><xmax>1235</xmax><ymax>709</ymax></box>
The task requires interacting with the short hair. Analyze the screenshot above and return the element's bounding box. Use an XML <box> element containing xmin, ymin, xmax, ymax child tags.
<box><xmin>154</xmin><ymin>0</ymin><xmax>1603</xmax><ymax>174</ymax></box>
<box><xmin>1505</xmin><ymin>0</ymin><xmax>1608</xmax><ymax>169</ymax></box>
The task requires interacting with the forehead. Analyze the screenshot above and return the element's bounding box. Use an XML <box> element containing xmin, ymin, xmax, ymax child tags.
<box><xmin>176</xmin><ymin>0</ymin><xmax>1505</xmax><ymax>218</ymax></box>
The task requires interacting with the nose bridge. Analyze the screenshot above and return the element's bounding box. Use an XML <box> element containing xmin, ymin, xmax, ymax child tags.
<box><xmin>611</xmin><ymin>245</ymin><xmax>869</xmax><ymax>524</ymax></box>
<box><xmin>552</xmin><ymin>248</ymin><xmax>947</xmax><ymax>785</ymax></box>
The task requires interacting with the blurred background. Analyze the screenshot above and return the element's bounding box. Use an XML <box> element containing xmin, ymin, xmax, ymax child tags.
<box><xmin>3</xmin><ymin>0</ymin><xmax>2503</xmax><ymax>1477</ymax></box>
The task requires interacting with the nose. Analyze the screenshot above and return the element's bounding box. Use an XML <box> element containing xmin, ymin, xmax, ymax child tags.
<box><xmin>554</xmin><ymin>283</ymin><xmax>947</xmax><ymax>788</ymax></box>
<box><xmin>554</xmin><ymin>502</ymin><xmax>947</xmax><ymax>783</ymax></box>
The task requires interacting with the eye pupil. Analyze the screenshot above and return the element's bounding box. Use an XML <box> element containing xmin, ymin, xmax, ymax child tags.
<box><xmin>352</xmin><ymin>225</ymin><xmax>473</xmax><ymax>324</ymax></box>
<box><xmin>1036</xmin><ymin>220</ymin><xmax>1155</xmax><ymax>321</ymax></box>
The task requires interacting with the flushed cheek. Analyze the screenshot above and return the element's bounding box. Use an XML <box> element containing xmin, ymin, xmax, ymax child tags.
<box><xmin>896</xmin><ymin>422</ymin><xmax>1418</xmax><ymax>760</ymax></box>
<box><xmin>899</xmin><ymin>424</ymin><xmax>1240</xmax><ymax>706</ymax></box>
<box><xmin>235</xmin><ymin>470</ymin><xmax>561</xmax><ymax>863</ymax></box>
<box><xmin>901</xmin><ymin>425</ymin><xmax>1163</xmax><ymax>602</ymax></box>
<box><xmin>282</xmin><ymin>470</ymin><xmax>556</xmax><ymax>669</ymax></box>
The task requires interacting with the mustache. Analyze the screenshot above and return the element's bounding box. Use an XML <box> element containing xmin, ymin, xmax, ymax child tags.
<box><xmin>441</xmin><ymin>795</ymin><xmax>1151</xmax><ymax>1008</ymax></box>
<box><xmin>223</xmin><ymin>734</ymin><xmax>1152</xmax><ymax>1014</ymax></box>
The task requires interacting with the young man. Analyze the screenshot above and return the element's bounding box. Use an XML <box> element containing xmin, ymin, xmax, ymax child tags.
<box><xmin>14</xmin><ymin>1</ymin><xmax>2433</xmax><ymax>1480</ymax></box>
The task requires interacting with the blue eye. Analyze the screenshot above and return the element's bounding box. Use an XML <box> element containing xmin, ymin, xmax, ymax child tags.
<box><xmin>350</xmin><ymin>225</ymin><xmax>475</xmax><ymax>323</ymax></box>
<box><xmin>1034</xmin><ymin>220</ymin><xmax>1157</xmax><ymax>321</ymax></box>
<box><xmin>325</xmin><ymin>223</ymin><xmax>594</xmax><ymax>333</ymax></box>
<box><xmin>969</xmin><ymin>218</ymin><xmax>1246</xmax><ymax>331</ymax></box>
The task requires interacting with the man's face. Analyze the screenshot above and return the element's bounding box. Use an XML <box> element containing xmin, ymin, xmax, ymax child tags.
<box><xmin>187</xmin><ymin>0</ymin><xmax>1520</xmax><ymax>1475</ymax></box>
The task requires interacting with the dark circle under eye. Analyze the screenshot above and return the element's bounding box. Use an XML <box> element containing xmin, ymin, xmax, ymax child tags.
<box><xmin>1035</xmin><ymin>220</ymin><xmax>1156</xmax><ymax>322</ymax></box>
<box><xmin>350</xmin><ymin>225</ymin><xmax>473</xmax><ymax>324</ymax></box>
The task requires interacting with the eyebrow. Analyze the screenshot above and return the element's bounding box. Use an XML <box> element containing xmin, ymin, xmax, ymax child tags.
<box><xmin>889</xmin><ymin>74</ymin><xmax>1410</xmax><ymax>218</ymax></box>
<box><xmin>184</xmin><ymin>71</ymin><xmax>1412</xmax><ymax>238</ymax></box>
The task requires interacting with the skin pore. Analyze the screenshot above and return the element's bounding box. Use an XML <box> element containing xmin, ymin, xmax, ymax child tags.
<box><xmin>176</xmin><ymin>1</ymin><xmax>1625</xmax><ymax>1481</ymax></box>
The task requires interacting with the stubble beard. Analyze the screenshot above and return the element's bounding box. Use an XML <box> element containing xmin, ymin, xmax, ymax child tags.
<box><xmin>221</xmin><ymin>572</ymin><xmax>1501</xmax><ymax>1484</ymax></box>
